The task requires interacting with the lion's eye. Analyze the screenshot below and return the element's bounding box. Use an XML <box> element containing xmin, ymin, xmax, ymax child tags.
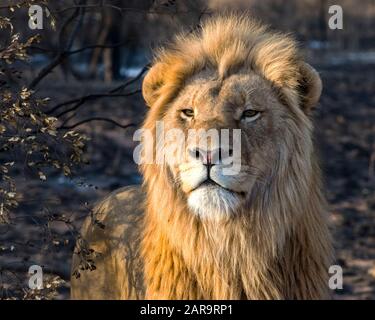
<box><xmin>241</xmin><ymin>109</ymin><xmax>261</xmax><ymax>121</ymax></box>
<box><xmin>180</xmin><ymin>109</ymin><xmax>194</xmax><ymax>119</ymax></box>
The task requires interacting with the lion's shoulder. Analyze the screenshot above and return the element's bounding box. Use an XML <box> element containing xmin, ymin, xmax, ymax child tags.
<box><xmin>88</xmin><ymin>185</ymin><xmax>145</xmax><ymax>235</ymax></box>
<box><xmin>96</xmin><ymin>185</ymin><xmax>145</xmax><ymax>213</ymax></box>
<box><xmin>71</xmin><ymin>185</ymin><xmax>145</xmax><ymax>299</ymax></box>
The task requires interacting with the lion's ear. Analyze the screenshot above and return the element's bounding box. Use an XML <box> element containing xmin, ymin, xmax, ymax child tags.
<box><xmin>298</xmin><ymin>62</ymin><xmax>322</xmax><ymax>113</ymax></box>
<box><xmin>142</xmin><ymin>62</ymin><xmax>166</xmax><ymax>107</ymax></box>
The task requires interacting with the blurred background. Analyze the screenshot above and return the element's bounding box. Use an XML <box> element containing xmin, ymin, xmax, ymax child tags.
<box><xmin>0</xmin><ymin>0</ymin><xmax>374</xmax><ymax>299</ymax></box>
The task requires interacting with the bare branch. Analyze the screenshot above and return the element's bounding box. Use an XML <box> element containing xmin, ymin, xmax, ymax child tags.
<box><xmin>47</xmin><ymin>65</ymin><xmax>148</xmax><ymax>116</ymax></box>
<box><xmin>58</xmin><ymin>117</ymin><xmax>136</xmax><ymax>130</ymax></box>
<box><xmin>67</xmin><ymin>41</ymin><xmax>128</xmax><ymax>55</ymax></box>
<box><xmin>28</xmin><ymin>1</ymin><xmax>85</xmax><ymax>89</ymax></box>
<box><xmin>109</xmin><ymin>64</ymin><xmax>149</xmax><ymax>93</ymax></box>
<box><xmin>30</xmin><ymin>41</ymin><xmax>127</xmax><ymax>55</ymax></box>
<box><xmin>52</xmin><ymin>4</ymin><xmax>196</xmax><ymax>16</ymax></box>
<box><xmin>29</xmin><ymin>53</ymin><xmax>67</xmax><ymax>89</ymax></box>
<box><xmin>48</xmin><ymin>90</ymin><xmax>140</xmax><ymax>119</ymax></box>
<box><xmin>64</xmin><ymin>2</ymin><xmax>85</xmax><ymax>52</ymax></box>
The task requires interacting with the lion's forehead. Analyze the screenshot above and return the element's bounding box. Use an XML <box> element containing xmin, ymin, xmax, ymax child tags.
<box><xmin>174</xmin><ymin>71</ymin><xmax>276</xmax><ymax>115</ymax></box>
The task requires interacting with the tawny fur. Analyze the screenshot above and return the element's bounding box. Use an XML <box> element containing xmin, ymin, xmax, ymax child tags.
<box><xmin>71</xmin><ymin>14</ymin><xmax>333</xmax><ymax>300</ymax></box>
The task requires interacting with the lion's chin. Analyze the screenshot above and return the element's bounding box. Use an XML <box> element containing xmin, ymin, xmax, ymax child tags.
<box><xmin>187</xmin><ymin>185</ymin><xmax>243</xmax><ymax>220</ymax></box>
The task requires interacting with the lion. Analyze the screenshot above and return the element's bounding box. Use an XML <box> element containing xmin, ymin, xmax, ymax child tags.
<box><xmin>71</xmin><ymin>14</ymin><xmax>334</xmax><ymax>300</ymax></box>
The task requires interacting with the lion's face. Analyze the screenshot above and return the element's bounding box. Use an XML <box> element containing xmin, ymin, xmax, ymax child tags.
<box><xmin>157</xmin><ymin>69</ymin><xmax>299</xmax><ymax>219</ymax></box>
<box><xmin>141</xmin><ymin>15</ymin><xmax>322</xmax><ymax>220</ymax></box>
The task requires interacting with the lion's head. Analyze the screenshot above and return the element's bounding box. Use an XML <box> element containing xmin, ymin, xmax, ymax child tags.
<box><xmin>140</xmin><ymin>14</ymin><xmax>322</xmax><ymax>221</ymax></box>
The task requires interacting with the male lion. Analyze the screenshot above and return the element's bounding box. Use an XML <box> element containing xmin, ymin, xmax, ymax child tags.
<box><xmin>71</xmin><ymin>14</ymin><xmax>334</xmax><ymax>299</ymax></box>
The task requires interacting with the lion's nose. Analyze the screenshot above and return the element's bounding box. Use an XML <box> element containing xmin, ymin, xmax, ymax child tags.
<box><xmin>188</xmin><ymin>147</ymin><xmax>233</xmax><ymax>167</ymax></box>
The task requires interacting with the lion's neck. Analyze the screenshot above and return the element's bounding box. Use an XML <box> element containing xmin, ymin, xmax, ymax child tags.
<box><xmin>141</xmin><ymin>167</ymin><xmax>332</xmax><ymax>299</ymax></box>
